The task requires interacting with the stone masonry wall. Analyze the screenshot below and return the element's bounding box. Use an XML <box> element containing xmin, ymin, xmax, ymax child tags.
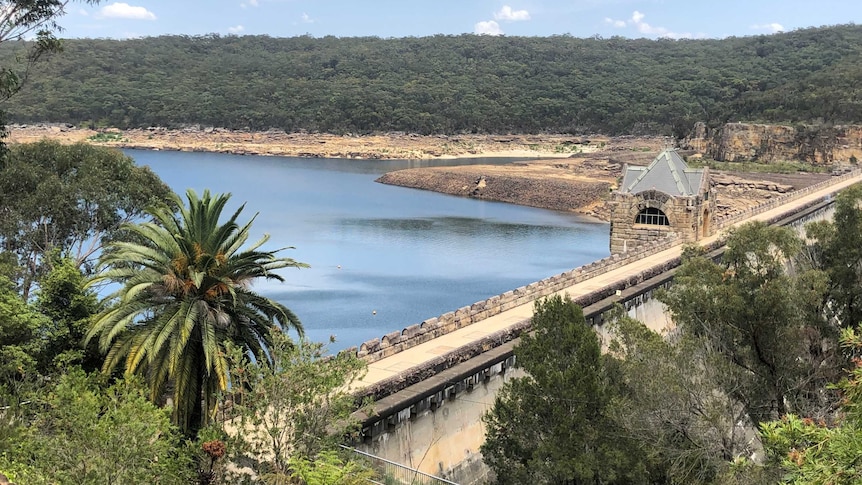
<box><xmin>351</xmin><ymin>168</ymin><xmax>862</xmax><ymax>371</ymax></box>
<box><xmin>353</xmin><ymin>233</ymin><xmax>683</xmax><ymax>363</ymax></box>
<box><xmin>608</xmin><ymin>190</ymin><xmax>714</xmax><ymax>254</ymax></box>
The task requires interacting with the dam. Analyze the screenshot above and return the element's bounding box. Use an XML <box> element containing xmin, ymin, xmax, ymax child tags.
<box><xmin>347</xmin><ymin>168</ymin><xmax>862</xmax><ymax>484</ymax></box>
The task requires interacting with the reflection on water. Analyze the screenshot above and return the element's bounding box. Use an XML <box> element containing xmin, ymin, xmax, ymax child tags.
<box><xmin>126</xmin><ymin>149</ymin><xmax>610</xmax><ymax>350</ymax></box>
<box><xmin>340</xmin><ymin>216</ymin><xmax>590</xmax><ymax>236</ymax></box>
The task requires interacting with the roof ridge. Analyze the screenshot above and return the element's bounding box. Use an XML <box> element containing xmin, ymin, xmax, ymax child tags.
<box><xmin>664</xmin><ymin>152</ymin><xmax>688</xmax><ymax>195</ymax></box>
<box><xmin>624</xmin><ymin>151</ymin><xmax>662</xmax><ymax>192</ymax></box>
<box><xmin>621</xmin><ymin>149</ymin><xmax>704</xmax><ymax>197</ymax></box>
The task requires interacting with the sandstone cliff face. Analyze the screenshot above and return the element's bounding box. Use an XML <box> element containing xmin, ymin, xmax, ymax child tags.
<box><xmin>685</xmin><ymin>122</ymin><xmax>862</xmax><ymax>165</ymax></box>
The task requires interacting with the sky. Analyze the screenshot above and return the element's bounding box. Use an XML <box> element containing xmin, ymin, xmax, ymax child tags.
<box><xmin>63</xmin><ymin>0</ymin><xmax>860</xmax><ymax>40</ymax></box>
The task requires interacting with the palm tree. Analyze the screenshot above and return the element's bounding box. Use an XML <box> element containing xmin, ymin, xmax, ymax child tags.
<box><xmin>86</xmin><ymin>189</ymin><xmax>307</xmax><ymax>435</ymax></box>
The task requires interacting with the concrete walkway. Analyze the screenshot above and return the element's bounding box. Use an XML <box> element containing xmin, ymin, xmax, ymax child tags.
<box><xmin>355</xmin><ymin>173</ymin><xmax>862</xmax><ymax>389</ymax></box>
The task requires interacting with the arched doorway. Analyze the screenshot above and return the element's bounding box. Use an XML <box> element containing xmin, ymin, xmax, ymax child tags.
<box><xmin>700</xmin><ymin>208</ymin><xmax>710</xmax><ymax>239</ymax></box>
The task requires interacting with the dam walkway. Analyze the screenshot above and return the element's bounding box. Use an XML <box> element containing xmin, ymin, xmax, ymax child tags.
<box><xmin>353</xmin><ymin>169</ymin><xmax>862</xmax><ymax>397</ymax></box>
<box><xmin>346</xmin><ymin>169</ymin><xmax>862</xmax><ymax>483</ymax></box>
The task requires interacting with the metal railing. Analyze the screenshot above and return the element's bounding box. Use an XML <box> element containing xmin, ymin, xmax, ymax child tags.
<box><xmin>340</xmin><ymin>445</ymin><xmax>459</xmax><ymax>485</ymax></box>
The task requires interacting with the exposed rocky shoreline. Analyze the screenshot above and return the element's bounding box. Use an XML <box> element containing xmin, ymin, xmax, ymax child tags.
<box><xmin>375</xmin><ymin>151</ymin><xmax>832</xmax><ymax>221</ymax></box>
<box><xmin>7</xmin><ymin>124</ymin><xmax>834</xmax><ymax>222</ymax></box>
<box><xmin>6</xmin><ymin>124</ymin><xmax>599</xmax><ymax>160</ymax></box>
<box><xmin>377</xmin><ymin>168</ymin><xmax>611</xmax><ymax>216</ymax></box>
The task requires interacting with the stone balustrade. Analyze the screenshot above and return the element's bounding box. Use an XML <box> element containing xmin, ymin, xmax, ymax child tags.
<box><xmin>351</xmin><ymin>168</ymin><xmax>862</xmax><ymax>365</ymax></box>
<box><xmin>353</xmin><ymin>231</ymin><xmax>681</xmax><ymax>363</ymax></box>
<box><xmin>713</xmin><ymin>168</ymin><xmax>862</xmax><ymax>230</ymax></box>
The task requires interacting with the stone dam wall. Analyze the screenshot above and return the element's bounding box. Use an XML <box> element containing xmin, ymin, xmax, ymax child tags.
<box><xmin>353</xmin><ymin>195</ymin><xmax>844</xmax><ymax>483</ymax></box>
<box><xmin>350</xmin><ymin>168</ymin><xmax>862</xmax><ymax>402</ymax></box>
<box><xmin>353</xmin><ymin>234</ymin><xmax>680</xmax><ymax>363</ymax></box>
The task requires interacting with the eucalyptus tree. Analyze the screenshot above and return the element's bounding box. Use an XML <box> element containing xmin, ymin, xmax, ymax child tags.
<box><xmin>481</xmin><ymin>295</ymin><xmax>650</xmax><ymax>484</ymax></box>
<box><xmin>806</xmin><ymin>184</ymin><xmax>862</xmax><ymax>329</ymax></box>
<box><xmin>0</xmin><ymin>0</ymin><xmax>101</xmax><ymax>145</ymax></box>
<box><xmin>660</xmin><ymin>222</ymin><xmax>842</xmax><ymax>426</ymax></box>
<box><xmin>86</xmin><ymin>189</ymin><xmax>307</xmax><ymax>435</ymax></box>
<box><xmin>0</xmin><ymin>141</ymin><xmax>171</xmax><ymax>297</ymax></box>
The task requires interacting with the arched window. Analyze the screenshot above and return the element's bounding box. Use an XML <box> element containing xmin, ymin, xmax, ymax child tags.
<box><xmin>636</xmin><ymin>207</ymin><xmax>669</xmax><ymax>226</ymax></box>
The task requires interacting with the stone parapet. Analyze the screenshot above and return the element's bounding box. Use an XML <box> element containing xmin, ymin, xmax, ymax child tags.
<box><xmin>356</xmin><ymin>231</ymin><xmax>682</xmax><ymax>363</ymax></box>
<box><xmin>355</xmin><ymin>168</ymin><xmax>862</xmax><ymax>367</ymax></box>
<box><xmin>713</xmin><ymin>168</ymin><xmax>862</xmax><ymax>230</ymax></box>
<box><xmin>356</xmin><ymin>253</ymin><xmax>684</xmax><ymax>402</ymax></box>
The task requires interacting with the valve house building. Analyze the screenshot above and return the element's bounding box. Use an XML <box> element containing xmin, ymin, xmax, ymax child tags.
<box><xmin>608</xmin><ymin>149</ymin><xmax>715</xmax><ymax>254</ymax></box>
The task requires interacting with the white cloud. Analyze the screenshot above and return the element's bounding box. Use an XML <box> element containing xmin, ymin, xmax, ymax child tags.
<box><xmin>98</xmin><ymin>2</ymin><xmax>156</xmax><ymax>20</ymax></box>
<box><xmin>751</xmin><ymin>22</ymin><xmax>784</xmax><ymax>33</ymax></box>
<box><xmin>78</xmin><ymin>8</ymin><xmax>89</xmax><ymax>16</ymax></box>
<box><xmin>240</xmin><ymin>0</ymin><xmax>258</xmax><ymax>8</ymax></box>
<box><xmin>604</xmin><ymin>17</ymin><xmax>626</xmax><ymax>28</ymax></box>
<box><xmin>301</xmin><ymin>12</ymin><xmax>313</xmax><ymax>24</ymax></box>
<box><xmin>228</xmin><ymin>24</ymin><xmax>244</xmax><ymax>34</ymax></box>
<box><xmin>632</xmin><ymin>12</ymin><xmax>669</xmax><ymax>36</ymax></box>
<box><xmin>494</xmin><ymin>5</ymin><xmax>530</xmax><ymax>22</ymax></box>
<box><xmin>475</xmin><ymin>20</ymin><xmax>503</xmax><ymax>36</ymax></box>
<box><xmin>603</xmin><ymin>10</ymin><xmax>704</xmax><ymax>39</ymax></box>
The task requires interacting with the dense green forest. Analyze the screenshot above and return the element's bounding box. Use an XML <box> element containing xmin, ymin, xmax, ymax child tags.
<box><xmin>5</xmin><ymin>141</ymin><xmax>862</xmax><ymax>483</ymax></box>
<box><xmin>1</xmin><ymin>24</ymin><xmax>861</xmax><ymax>136</ymax></box>
<box><xmin>5</xmin><ymin>15</ymin><xmax>862</xmax><ymax>482</ymax></box>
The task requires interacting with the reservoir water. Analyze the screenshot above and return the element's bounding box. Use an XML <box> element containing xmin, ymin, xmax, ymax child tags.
<box><xmin>127</xmin><ymin>149</ymin><xmax>610</xmax><ymax>350</ymax></box>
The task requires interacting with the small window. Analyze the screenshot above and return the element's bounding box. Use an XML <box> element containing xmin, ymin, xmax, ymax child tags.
<box><xmin>636</xmin><ymin>207</ymin><xmax>669</xmax><ymax>226</ymax></box>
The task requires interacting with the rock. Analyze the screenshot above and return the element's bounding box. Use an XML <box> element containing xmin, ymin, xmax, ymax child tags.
<box><xmin>377</xmin><ymin>168</ymin><xmax>612</xmax><ymax>216</ymax></box>
<box><xmin>685</xmin><ymin>122</ymin><xmax>862</xmax><ymax>165</ymax></box>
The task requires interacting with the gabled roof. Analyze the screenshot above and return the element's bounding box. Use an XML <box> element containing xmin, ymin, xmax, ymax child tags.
<box><xmin>620</xmin><ymin>149</ymin><xmax>705</xmax><ymax>197</ymax></box>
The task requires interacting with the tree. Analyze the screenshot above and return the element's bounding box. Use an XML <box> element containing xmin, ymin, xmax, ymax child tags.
<box><xmin>761</xmin><ymin>326</ymin><xmax>862</xmax><ymax>484</ymax></box>
<box><xmin>659</xmin><ymin>222</ymin><xmax>843</xmax><ymax>427</ymax></box>
<box><xmin>481</xmin><ymin>295</ymin><xmax>649</xmax><ymax>485</ymax></box>
<box><xmin>34</xmin><ymin>255</ymin><xmax>100</xmax><ymax>373</ymax></box>
<box><xmin>0</xmin><ymin>370</ymin><xmax>194</xmax><ymax>484</ymax></box>
<box><xmin>607</xmin><ymin>308</ymin><xmax>775</xmax><ymax>484</ymax></box>
<box><xmin>86</xmin><ymin>189</ymin><xmax>308</xmax><ymax>436</ymax></box>
<box><xmin>0</xmin><ymin>140</ymin><xmax>172</xmax><ymax>297</ymax></box>
<box><xmin>215</xmin><ymin>330</ymin><xmax>369</xmax><ymax>484</ymax></box>
<box><xmin>0</xmin><ymin>274</ymin><xmax>45</xmax><ymax>389</ymax></box>
<box><xmin>0</xmin><ymin>255</ymin><xmax>100</xmax><ymax>389</ymax></box>
<box><xmin>806</xmin><ymin>183</ymin><xmax>862</xmax><ymax>329</ymax></box>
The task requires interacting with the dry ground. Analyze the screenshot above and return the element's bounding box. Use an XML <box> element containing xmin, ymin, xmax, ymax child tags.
<box><xmin>6</xmin><ymin>124</ymin><xmax>606</xmax><ymax>160</ymax></box>
<box><xmin>7</xmin><ymin>124</ymin><xmax>831</xmax><ymax>221</ymax></box>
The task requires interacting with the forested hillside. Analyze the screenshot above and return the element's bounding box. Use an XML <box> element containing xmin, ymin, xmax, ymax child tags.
<box><xmin>1</xmin><ymin>24</ymin><xmax>861</xmax><ymax>136</ymax></box>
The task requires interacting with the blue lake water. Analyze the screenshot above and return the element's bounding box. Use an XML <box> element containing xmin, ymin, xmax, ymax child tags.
<box><xmin>127</xmin><ymin>149</ymin><xmax>610</xmax><ymax>350</ymax></box>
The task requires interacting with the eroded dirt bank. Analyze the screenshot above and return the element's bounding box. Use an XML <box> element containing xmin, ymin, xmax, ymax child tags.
<box><xmin>8</xmin><ymin>124</ymin><xmax>833</xmax><ymax>222</ymax></box>
<box><xmin>376</xmin><ymin>141</ymin><xmax>832</xmax><ymax>221</ymax></box>
<box><xmin>377</xmin><ymin>161</ymin><xmax>616</xmax><ymax>220</ymax></box>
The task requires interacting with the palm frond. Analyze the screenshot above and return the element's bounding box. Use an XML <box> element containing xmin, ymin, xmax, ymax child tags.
<box><xmin>86</xmin><ymin>188</ymin><xmax>307</xmax><ymax>435</ymax></box>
